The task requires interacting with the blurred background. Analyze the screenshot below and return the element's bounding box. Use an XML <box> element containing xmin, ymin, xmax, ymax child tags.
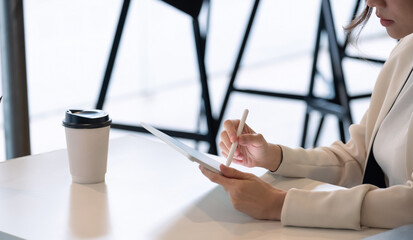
<box><xmin>0</xmin><ymin>0</ymin><xmax>396</xmax><ymax>161</ymax></box>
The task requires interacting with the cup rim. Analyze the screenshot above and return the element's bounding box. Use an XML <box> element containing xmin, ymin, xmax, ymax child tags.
<box><xmin>62</xmin><ymin>109</ymin><xmax>112</xmax><ymax>129</ymax></box>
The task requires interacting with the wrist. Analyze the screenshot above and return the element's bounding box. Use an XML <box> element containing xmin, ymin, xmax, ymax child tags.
<box><xmin>267</xmin><ymin>189</ymin><xmax>286</xmax><ymax>220</ymax></box>
<box><xmin>268</xmin><ymin>144</ymin><xmax>283</xmax><ymax>172</ymax></box>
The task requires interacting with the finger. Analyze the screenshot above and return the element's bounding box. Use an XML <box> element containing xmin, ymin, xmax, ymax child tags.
<box><xmin>219</xmin><ymin>142</ymin><xmax>229</xmax><ymax>157</ymax></box>
<box><xmin>220</xmin><ymin>164</ymin><xmax>252</xmax><ymax>180</ymax></box>
<box><xmin>220</xmin><ymin>131</ymin><xmax>232</xmax><ymax>150</ymax></box>
<box><xmin>232</xmin><ymin>158</ymin><xmax>246</xmax><ymax>166</ymax></box>
<box><xmin>238</xmin><ymin>133</ymin><xmax>265</xmax><ymax>147</ymax></box>
<box><xmin>223</xmin><ymin>119</ymin><xmax>240</xmax><ymax>142</ymax></box>
<box><xmin>199</xmin><ymin>165</ymin><xmax>229</xmax><ymax>185</ymax></box>
<box><xmin>222</xmin><ymin>131</ymin><xmax>242</xmax><ymax>157</ymax></box>
<box><xmin>235</xmin><ymin>143</ymin><xmax>244</xmax><ymax>157</ymax></box>
<box><xmin>222</xmin><ymin>149</ymin><xmax>245</xmax><ymax>161</ymax></box>
<box><xmin>241</xmin><ymin>122</ymin><xmax>251</xmax><ymax>134</ymax></box>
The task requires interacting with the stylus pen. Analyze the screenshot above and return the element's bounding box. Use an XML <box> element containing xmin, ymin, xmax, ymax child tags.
<box><xmin>225</xmin><ymin>109</ymin><xmax>249</xmax><ymax>167</ymax></box>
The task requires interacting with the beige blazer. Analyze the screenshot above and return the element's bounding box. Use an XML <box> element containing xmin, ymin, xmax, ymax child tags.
<box><xmin>275</xmin><ymin>33</ymin><xmax>413</xmax><ymax>230</ymax></box>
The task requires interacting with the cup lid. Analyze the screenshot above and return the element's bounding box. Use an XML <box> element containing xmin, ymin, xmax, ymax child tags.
<box><xmin>62</xmin><ymin>109</ymin><xmax>112</xmax><ymax>129</ymax></box>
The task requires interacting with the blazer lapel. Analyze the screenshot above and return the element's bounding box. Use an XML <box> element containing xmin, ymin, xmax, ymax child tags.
<box><xmin>365</xmin><ymin>36</ymin><xmax>413</xmax><ymax>171</ymax></box>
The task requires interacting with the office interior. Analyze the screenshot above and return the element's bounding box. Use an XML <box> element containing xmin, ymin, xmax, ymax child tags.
<box><xmin>0</xmin><ymin>0</ymin><xmax>396</xmax><ymax>162</ymax></box>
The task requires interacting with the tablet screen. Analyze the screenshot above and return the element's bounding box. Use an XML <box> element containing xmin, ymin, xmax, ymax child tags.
<box><xmin>140</xmin><ymin>122</ymin><xmax>221</xmax><ymax>174</ymax></box>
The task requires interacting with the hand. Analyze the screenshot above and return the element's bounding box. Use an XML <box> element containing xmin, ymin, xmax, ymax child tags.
<box><xmin>200</xmin><ymin>164</ymin><xmax>286</xmax><ymax>220</ymax></box>
<box><xmin>220</xmin><ymin>119</ymin><xmax>282</xmax><ymax>171</ymax></box>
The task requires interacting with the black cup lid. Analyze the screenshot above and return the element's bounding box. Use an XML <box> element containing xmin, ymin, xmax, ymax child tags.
<box><xmin>62</xmin><ymin>109</ymin><xmax>112</xmax><ymax>129</ymax></box>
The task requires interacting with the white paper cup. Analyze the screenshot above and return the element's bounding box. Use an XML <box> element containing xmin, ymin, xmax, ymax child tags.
<box><xmin>63</xmin><ymin>110</ymin><xmax>111</xmax><ymax>184</ymax></box>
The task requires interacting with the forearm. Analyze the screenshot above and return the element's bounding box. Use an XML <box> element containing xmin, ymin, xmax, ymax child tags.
<box><xmin>264</xmin><ymin>143</ymin><xmax>282</xmax><ymax>172</ymax></box>
<box><xmin>274</xmin><ymin>142</ymin><xmax>365</xmax><ymax>187</ymax></box>
<box><xmin>281</xmin><ymin>180</ymin><xmax>413</xmax><ymax>229</ymax></box>
<box><xmin>272</xmin><ymin>113</ymin><xmax>368</xmax><ymax>187</ymax></box>
<box><xmin>281</xmin><ymin>185</ymin><xmax>375</xmax><ymax>230</ymax></box>
<box><xmin>361</xmin><ymin>179</ymin><xmax>413</xmax><ymax>228</ymax></box>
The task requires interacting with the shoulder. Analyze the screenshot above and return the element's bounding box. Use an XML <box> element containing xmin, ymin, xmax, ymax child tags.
<box><xmin>382</xmin><ymin>33</ymin><xmax>413</xmax><ymax>80</ymax></box>
<box><xmin>390</xmin><ymin>33</ymin><xmax>413</xmax><ymax>60</ymax></box>
<box><xmin>400</xmin><ymin>32</ymin><xmax>413</xmax><ymax>45</ymax></box>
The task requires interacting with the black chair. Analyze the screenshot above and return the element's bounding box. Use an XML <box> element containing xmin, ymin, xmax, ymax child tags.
<box><xmin>301</xmin><ymin>0</ymin><xmax>386</xmax><ymax>147</ymax></box>
<box><xmin>95</xmin><ymin>0</ymin><xmax>219</xmax><ymax>154</ymax></box>
<box><xmin>217</xmin><ymin>0</ymin><xmax>385</xmax><ymax>148</ymax></box>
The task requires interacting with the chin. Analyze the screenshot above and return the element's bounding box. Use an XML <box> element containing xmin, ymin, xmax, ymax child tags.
<box><xmin>386</xmin><ymin>29</ymin><xmax>411</xmax><ymax>39</ymax></box>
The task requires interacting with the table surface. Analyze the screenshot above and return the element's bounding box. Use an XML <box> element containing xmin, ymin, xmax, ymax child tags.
<box><xmin>0</xmin><ymin>135</ymin><xmax>386</xmax><ymax>240</ymax></box>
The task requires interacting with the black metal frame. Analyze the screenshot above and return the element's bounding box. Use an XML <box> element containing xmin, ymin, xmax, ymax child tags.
<box><xmin>96</xmin><ymin>0</ymin><xmax>219</xmax><ymax>154</ymax></box>
<box><xmin>218</xmin><ymin>0</ymin><xmax>385</xmax><ymax>148</ymax></box>
<box><xmin>97</xmin><ymin>0</ymin><xmax>387</xmax><ymax>155</ymax></box>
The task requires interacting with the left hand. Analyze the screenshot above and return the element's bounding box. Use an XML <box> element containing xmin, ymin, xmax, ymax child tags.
<box><xmin>200</xmin><ymin>164</ymin><xmax>286</xmax><ymax>220</ymax></box>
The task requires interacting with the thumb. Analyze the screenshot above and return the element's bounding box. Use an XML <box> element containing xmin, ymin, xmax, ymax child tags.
<box><xmin>238</xmin><ymin>133</ymin><xmax>265</xmax><ymax>147</ymax></box>
<box><xmin>220</xmin><ymin>164</ymin><xmax>251</xmax><ymax>180</ymax></box>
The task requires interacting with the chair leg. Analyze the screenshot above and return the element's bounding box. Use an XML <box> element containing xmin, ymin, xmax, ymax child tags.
<box><xmin>96</xmin><ymin>0</ymin><xmax>131</xmax><ymax>109</ymax></box>
<box><xmin>195</xmin><ymin>0</ymin><xmax>212</xmax><ymax>151</ymax></box>
<box><xmin>313</xmin><ymin>115</ymin><xmax>325</xmax><ymax>147</ymax></box>
<box><xmin>192</xmin><ymin>18</ymin><xmax>217</xmax><ymax>154</ymax></box>
<box><xmin>218</xmin><ymin>0</ymin><xmax>261</xmax><ymax>126</ymax></box>
<box><xmin>301</xmin><ymin>110</ymin><xmax>311</xmax><ymax>147</ymax></box>
<box><xmin>302</xmin><ymin>0</ymin><xmax>352</xmax><ymax>147</ymax></box>
<box><xmin>301</xmin><ymin>0</ymin><xmax>323</xmax><ymax>148</ymax></box>
<box><xmin>338</xmin><ymin>119</ymin><xmax>346</xmax><ymax>143</ymax></box>
<box><xmin>322</xmin><ymin>0</ymin><xmax>351</xmax><ymax>127</ymax></box>
<box><xmin>94</xmin><ymin>0</ymin><xmax>220</xmax><ymax>153</ymax></box>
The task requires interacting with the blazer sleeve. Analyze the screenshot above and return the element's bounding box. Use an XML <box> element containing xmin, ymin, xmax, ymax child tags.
<box><xmin>274</xmin><ymin>112</ymin><xmax>413</xmax><ymax>229</ymax></box>
<box><xmin>281</xmin><ymin>185</ymin><xmax>375</xmax><ymax>230</ymax></box>
<box><xmin>275</xmin><ymin>110</ymin><xmax>369</xmax><ymax>188</ymax></box>
<box><xmin>361</xmin><ymin>176</ymin><xmax>413</xmax><ymax>228</ymax></box>
<box><xmin>280</xmin><ymin>175</ymin><xmax>413</xmax><ymax>229</ymax></box>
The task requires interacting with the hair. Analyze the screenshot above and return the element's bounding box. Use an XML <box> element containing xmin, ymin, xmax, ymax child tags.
<box><xmin>344</xmin><ymin>5</ymin><xmax>373</xmax><ymax>43</ymax></box>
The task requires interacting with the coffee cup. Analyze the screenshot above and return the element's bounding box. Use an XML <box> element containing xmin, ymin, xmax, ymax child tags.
<box><xmin>63</xmin><ymin>109</ymin><xmax>112</xmax><ymax>184</ymax></box>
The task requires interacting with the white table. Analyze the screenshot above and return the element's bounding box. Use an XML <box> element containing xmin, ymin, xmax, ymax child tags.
<box><xmin>0</xmin><ymin>135</ymin><xmax>386</xmax><ymax>239</ymax></box>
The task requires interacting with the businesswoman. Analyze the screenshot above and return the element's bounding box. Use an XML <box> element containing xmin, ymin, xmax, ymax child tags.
<box><xmin>200</xmin><ymin>0</ymin><xmax>413</xmax><ymax>230</ymax></box>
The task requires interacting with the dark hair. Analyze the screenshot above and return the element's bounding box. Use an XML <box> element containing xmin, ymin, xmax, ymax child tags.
<box><xmin>344</xmin><ymin>5</ymin><xmax>373</xmax><ymax>42</ymax></box>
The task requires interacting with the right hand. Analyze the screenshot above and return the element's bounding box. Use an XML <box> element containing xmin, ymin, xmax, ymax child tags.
<box><xmin>200</xmin><ymin>164</ymin><xmax>286</xmax><ymax>220</ymax></box>
<box><xmin>219</xmin><ymin>119</ymin><xmax>282</xmax><ymax>171</ymax></box>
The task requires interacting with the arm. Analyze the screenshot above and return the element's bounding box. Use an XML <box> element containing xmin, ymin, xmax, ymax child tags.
<box><xmin>275</xmin><ymin>111</ymin><xmax>370</xmax><ymax>187</ymax></box>
<box><xmin>200</xmin><ymin>162</ymin><xmax>413</xmax><ymax>229</ymax></box>
<box><xmin>281</xmin><ymin>177</ymin><xmax>413</xmax><ymax>229</ymax></box>
<box><xmin>220</xmin><ymin>111</ymin><xmax>370</xmax><ymax>188</ymax></box>
<box><xmin>361</xmin><ymin>176</ymin><xmax>413</xmax><ymax>228</ymax></box>
<box><xmin>278</xmin><ymin>107</ymin><xmax>413</xmax><ymax>229</ymax></box>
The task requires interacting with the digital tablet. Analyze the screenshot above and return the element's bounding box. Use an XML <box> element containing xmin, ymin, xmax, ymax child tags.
<box><xmin>140</xmin><ymin>122</ymin><xmax>222</xmax><ymax>174</ymax></box>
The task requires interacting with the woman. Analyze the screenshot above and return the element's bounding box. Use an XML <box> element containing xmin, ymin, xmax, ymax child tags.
<box><xmin>200</xmin><ymin>0</ymin><xmax>413</xmax><ymax>230</ymax></box>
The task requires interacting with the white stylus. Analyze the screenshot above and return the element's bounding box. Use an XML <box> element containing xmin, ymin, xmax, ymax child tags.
<box><xmin>225</xmin><ymin>109</ymin><xmax>249</xmax><ymax>167</ymax></box>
